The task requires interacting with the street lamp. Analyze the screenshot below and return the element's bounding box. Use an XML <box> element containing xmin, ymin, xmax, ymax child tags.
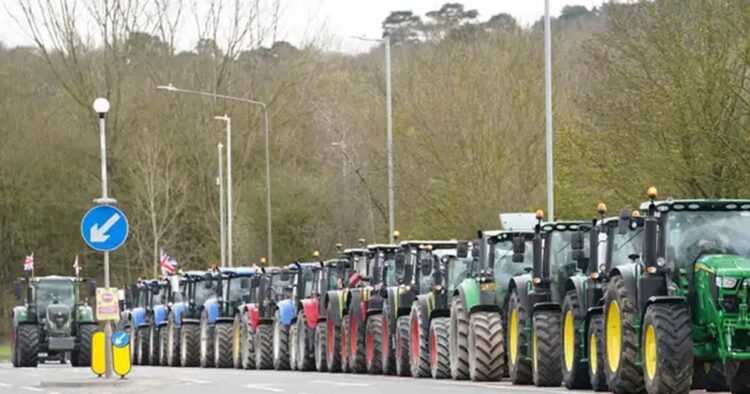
<box><xmin>216</xmin><ymin>143</ymin><xmax>226</xmax><ymax>268</ymax></box>
<box><xmin>214</xmin><ymin>115</ymin><xmax>232</xmax><ymax>267</ymax></box>
<box><xmin>544</xmin><ymin>0</ymin><xmax>555</xmax><ymax>221</ymax></box>
<box><xmin>156</xmin><ymin>84</ymin><xmax>274</xmax><ymax>265</ymax></box>
<box><xmin>351</xmin><ymin>35</ymin><xmax>395</xmax><ymax>243</ymax></box>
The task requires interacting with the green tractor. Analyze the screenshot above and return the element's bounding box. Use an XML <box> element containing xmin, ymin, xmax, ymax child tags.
<box><xmin>10</xmin><ymin>274</ymin><xmax>98</xmax><ymax>367</ymax></box>
<box><xmin>603</xmin><ymin>189</ymin><xmax>750</xmax><ymax>394</ymax></box>
<box><xmin>506</xmin><ymin>211</ymin><xmax>589</xmax><ymax>387</ymax></box>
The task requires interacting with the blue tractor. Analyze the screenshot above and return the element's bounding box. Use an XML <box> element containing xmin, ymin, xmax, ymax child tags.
<box><xmin>122</xmin><ymin>278</ymin><xmax>166</xmax><ymax>365</ymax></box>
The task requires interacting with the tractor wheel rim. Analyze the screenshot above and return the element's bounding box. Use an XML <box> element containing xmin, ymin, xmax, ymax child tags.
<box><xmin>411</xmin><ymin>315</ymin><xmax>420</xmax><ymax>365</ymax></box>
<box><xmin>327</xmin><ymin>319</ymin><xmax>334</xmax><ymax>359</ymax></box>
<box><xmin>644</xmin><ymin>324</ymin><xmax>657</xmax><ymax>381</ymax></box>
<box><xmin>200</xmin><ymin>323</ymin><xmax>207</xmax><ymax>361</ymax></box>
<box><xmin>234</xmin><ymin>323</ymin><xmax>241</xmax><ymax>362</ymax></box>
<box><xmin>509</xmin><ymin>309</ymin><xmax>518</xmax><ymax>364</ymax></box>
<box><xmin>430</xmin><ymin>329</ymin><xmax>437</xmax><ymax>368</ymax></box>
<box><xmin>589</xmin><ymin>330</ymin><xmax>597</xmax><ymax>374</ymax></box>
<box><xmin>564</xmin><ymin>311</ymin><xmax>575</xmax><ymax>371</ymax></box>
<box><xmin>273</xmin><ymin>322</ymin><xmax>280</xmax><ymax>359</ymax></box>
<box><xmin>606</xmin><ymin>301</ymin><xmax>622</xmax><ymax>372</ymax></box>
<box><xmin>532</xmin><ymin>328</ymin><xmax>538</xmax><ymax>373</ymax></box>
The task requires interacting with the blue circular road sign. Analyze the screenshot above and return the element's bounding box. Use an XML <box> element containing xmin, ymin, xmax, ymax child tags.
<box><xmin>112</xmin><ymin>330</ymin><xmax>130</xmax><ymax>348</ymax></box>
<box><xmin>81</xmin><ymin>205</ymin><xmax>129</xmax><ymax>252</ymax></box>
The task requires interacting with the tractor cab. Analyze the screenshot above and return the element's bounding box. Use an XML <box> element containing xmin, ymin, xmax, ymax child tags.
<box><xmin>341</xmin><ymin>244</ymin><xmax>369</xmax><ymax>288</ymax></box>
<box><xmin>367</xmin><ymin>244</ymin><xmax>398</xmax><ymax>289</ymax></box>
<box><xmin>530</xmin><ymin>219</ymin><xmax>589</xmax><ymax>304</ymax></box>
<box><xmin>474</xmin><ymin>229</ymin><xmax>535</xmax><ymax>304</ymax></box>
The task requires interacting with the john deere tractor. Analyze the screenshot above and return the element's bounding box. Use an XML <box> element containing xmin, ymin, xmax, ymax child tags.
<box><xmin>11</xmin><ymin>275</ymin><xmax>98</xmax><ymax>367</ymax></box>
<box><xmin>363</xmin><ymin>243</ymin><xmax>398</xmax><ymax>374</ymax></box>
<box><xmin>603</xmin><ymin>189</ymin><xmax>750</xmax><ymax>394</ymax></box>
<box><xmin>506</xmin><ymin>211</ymin><xmax>588</xmax><ymax>387</ymax></box>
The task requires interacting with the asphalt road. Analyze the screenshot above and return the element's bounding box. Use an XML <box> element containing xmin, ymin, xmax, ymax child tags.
<box><xmin>0</xmin><ymin>363</ymin><xmax>716</xmax><ymax>394</ymax></box>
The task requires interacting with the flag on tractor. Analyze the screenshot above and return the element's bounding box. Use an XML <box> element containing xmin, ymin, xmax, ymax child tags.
<box><xmin>348</xmin><ymin>270</ymin><xmax>362</xmax><ymax>288</ymax></box>
<box><xmin>24</xmin><ymin>253</ymin><xmax>34</xmax><ymax>271</ymax></box>
<box><xmin>160</xmin><ymin>250</ymin><xmax>178</xmax><ymax>276</ymax></box>
<box><xmin>73</xmin><ymin>255</ymin><xmax>81</xmax><ymax>276</ymax></box>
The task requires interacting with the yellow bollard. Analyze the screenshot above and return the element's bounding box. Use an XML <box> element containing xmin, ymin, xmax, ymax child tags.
<box><xmin>112</xmin><ymin>330</ymin><xmax>132</xmax><ymax>377</ymax></box>
<box><xmin>90</xmin><ymin>331</ymin><xmax>106</xmax><ymax>376</ymax></box>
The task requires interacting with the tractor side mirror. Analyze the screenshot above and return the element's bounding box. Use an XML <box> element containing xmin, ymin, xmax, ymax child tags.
<box><xmin>456</xmin><ymin>242</ymin><xmax>469</xmax><ymax>258</ymax></box>
<box><xmin>420</xmin><ymin>259</ymin><xmax>432</xmax><ymax>275</ymax></box>
<box><xmin>204</xmin><ymin>273</ymin><xmax>213</xmax><ymax>289</ymax></box>
<box><xmin>571</xmin><ymin>232</ymin><xmax>584</xmax><ymax>251</ymax></box>
<box><xmin>471</xmin><ymin>247</ymin><xmax>479</xmax><ymax>258</ymax></box>
<box><xmin>12</xmin><ymin>280</ymin><xmax>21</xmax><ymax>300</ymax></box>
<box><xmin>512</xmin><ymin>236</ymin><xmax>526</xmax><ymax>263</ymax></box>
<box><xmin>240</xmin><ymin>278</ymin><xmax>250</xmax><ymax>289</ymax></box>
<box><xmin>618</xmin><ymin>209</ymin><xmax>632</xmax><ymax>235</ymax></box>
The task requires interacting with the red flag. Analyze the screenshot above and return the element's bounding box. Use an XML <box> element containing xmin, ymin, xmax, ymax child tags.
<box><xmin>24</xmin><ymin>253</ymin><xmax>34</xmax><ymax>271</ymax></box>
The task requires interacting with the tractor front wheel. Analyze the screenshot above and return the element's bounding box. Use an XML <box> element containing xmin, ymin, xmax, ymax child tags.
<box><xmin>179</xmin><ymin>323</ymin><xmax>200</xmax><ymax>367</ymax></box>
<box><xmin>315</xmin><ymin>321</ymin><xmax>328</xmax><ymax>372</ymax></box>
<box><xmin>562</xmin><ymin>290</ymin><xmax>589</xmax><ymax>389</ymax></box>
<box><xmin>148</xmin><ymin>324</ymin><xmax>159</xmax><ymax>366</ymax></box>
<box><xmin>341</xmin><ymin>315</ymin><xmax>350</xmax><ymax>373</ymax></box>
<box><xmin>289</xmin><ymin>320</ymin><xmax>298</xmax><ymax>371</ymax></box>
<box><xmin>532</xmin><ymin>310</ymin><xmax>562</xmax><ymax>386</ymax></box>
<box><xmin>240</xmin><ymin>317</ymin><xmax>256</xmax><ymax>370</ymax></box>
<box><xmin>395</xmin><ymin>315</ymin><xmax>411</xmax><ymax>376</ymax></box>
<box><xmin>642</xmin><ymin>303</ymin><xmax>692</xmax><ymax>394</ymax></box>
<box><xmin>166</xmin><ymin>315</ymin><xmax>180</xmax><ymax>367</ymax></box>
<box><xmin>72</xmin><ymin>324</ymin><xmax>95</xmax><ymax>367</ymax></box>
<box><xmin>587</xmin><ymin>314</ymin><xmax>608</xmax><ymax>391</ymax></box>
<box><xmin>255</xmin><ymin>323</ymin><xmax>273</xmax><ymax>369</ymax></box>
<box><xmin>449</xmin><ymin>297</ymin><xmax>469</xmax><ymax>380</ymax></box>
<box><xmin>272</xmin><ymin>311</ymin><xmax>290</xmax><ymax>370</ymax></box>
<box><xmin>326</xmin><ymin>318</ymin><xmax>342</xmax><ymax>372</ymax></box>
<box><xmin>232</xmin><ymin>314</ymin><xmax>243</xmax><ymax>369</ymax></box>
<box><xmin>429</xmin><ymin>317</ymin><xmax>450</xmax><ymax>379</ymax></box>
<box><xmin>296</xmin><ymin>311</ymin><xmax>315</xmax><ymax>371</ymax></box>
<box><xmin>199</xmin><ymin>316</ymin><xmax>215</xmax><ymax>368</ymax></box>
<box><xmin>409</xmin><ymin>305</ymin><xmax>430</xmax><ymax>378</ymax></box>
<box><xmin>727</xmin><ymin>361</ymin><xmax>750</xmax><ymax>394</ymax></box>
<box><xmin>381</xmin><ymin>309</ymin><xmax>396</xmax><ymax>375</ymax></box>
<box><xmin>349</xmin><ymin>313</ymin><xmax>366</xmax><ymax>373</ymax></box>
<box><xmin>604</xmin><ymin>275</ymin><xmax>645</xmax><ymax>393</ymax></box>
<box><xmin>14</xmin><ymin>325</ymin><xmax>40</xmax><ymax>368</ymax></box>
<box><xmin>468</xmin><ymin>311</ymin><xmax>504</xmax><ymax>381</ymax></box>
<box><xmin>365</xmin><ymin>315</ymin><xmax>383</xmax><ymax>374</ymax></box>
<box><xmin>507</xmin><ymin>289</ymin><xmax>532</xmax><ymax>384</ymax></box>
<box><xmin>136</xmin><ymin>326</ymin><xmax>149</xmax><ymax>365</ymax></box>
<box><xmin>214</xmin><ymin>322</ymin><xmax>234</xmax><ymax>368</ymax></box>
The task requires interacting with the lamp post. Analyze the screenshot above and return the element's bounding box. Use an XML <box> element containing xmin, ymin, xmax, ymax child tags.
<box><xmin>214</xmin><ymin>115</ymin><xmax>232</xmax><ymax>267</ymax></box>
<box><xmin>544</xmin><ymin>0</ymin><xmax>555</xmax><ymax>221</ymax></box>
<box><xmin>217</xmin><ymin>142</ymin><xmax>226</xmax><ymax>268</ymax></box>
<box><xmin>156</xmin><ymin>84</ymin><xmax>274</xmax><ymax>265</ymax></box>
<box><xmin>351</xmin><ymin>35</ymin><xmax>395</xmax><ymax>243</ymax></box>
<box><xmin>92</xmin><ymin>97</ymin><xmax>114</xmax><ymax>379</ymax></box>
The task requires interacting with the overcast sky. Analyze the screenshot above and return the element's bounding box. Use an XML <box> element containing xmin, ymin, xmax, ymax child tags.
<box><xmin>0</xmin><ymin>0</ymin><xmax>607</xmax><ymax>53</ymax></box>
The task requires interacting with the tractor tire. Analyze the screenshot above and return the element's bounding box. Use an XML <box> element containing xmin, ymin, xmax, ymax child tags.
<box><xmin>315</xmin><ymin>321</ymin><xmax>328</xmax><ymax>372</ymax></box>
<box><xmin>254</xmin><ymin>324</ymin><xmax>273</xmax><ymax>370</ymax></box>
<box><xmin>532</xmin><ymin>310</ymin><xmax>563</xmax><ymax>386</ymax></box>
<box><xmin>289</xmin><ymin>320</ymin><xmax>299</xmax><ymax>371</ymax></box>
<box><xmin>641</xmin><ymin>303</ymin><xmax>692</xmax><ymax>394</ymax></box>
<box><xmin>296</xmin><ymin>311</ymin><xmax>315</xmax><ymax>371</ymax></box>
<box><xmin>381</xmin><ymin>308</ymin><xmax>396</xmax><ymax>375</ymax></box>
<box><xmin>129</xmin><ymin>325</ymin><xmax>138</xmax><ymax>365</ymax></box>
<box><xmin>349</xmin><ymin>313</ymin><xmax>367</xmax><ymax>373</ymax></box>
<box><xmin>341</xmin><ymin>315</ymin><xmax>350</xmax><ymax>373</ymax></box>
<box><xmin>273</xmin><ymin>311</ymin><xmax>291</xmax><ymax>370</ymax></box>
<box><xmin>365</xmin><ymin>315</ymin><xmax>383</xmax><ymax>374</ymax></box>
<box><xmin>429</xmin><ymin>317</ymin><xmax>450</xmax><ymax>379</ymax></box>
<box><xmin>148</xmin><ymin>324</ymin><xmax>160</xmax><ymax>366</ymax></box>
<box><xmin>562</xmin><ymin>290</ymin><xmax>590</xmax><ymax>389</ymax></box>
<box><xmin>604</xmin><ymin>275</ymin><xmax>645</xmax><ymax>394</ymax></box>
<box><xmin>693</xmin><ymin>361</ymin><xmax>729</xmax><ymax>392</ymax></box>
<box><xmin>14</xmin><ymin>325</ymin><xmax>40</xmax><ymax>367</ymax></box>
<box><xmin>326</xmin><ymin>317</ymin><xmax>342</xmax><ymax>372</ymax></box>
<box><xmin>241</xmin><ymin>317</ymin><xmax>256</xmax><ymax>370</ymax></box>
<box><xmin>137</xmin><ymin>326</ymin><xmax>150</xmax><ymax>365</ymax></box>
<box><xmin>409</xmin><ymin>304</ymin><xmax>430</xmax><ymax>378</ymax></box>
<box><xmin>166</xmin><ymin>316</ymin><xmax>181</xmax><ymax>367</ymax></box>
<box><xmin>199</xmin><ymin>314</ymin><xmax>215</xmax><ymax>368</ymax></box>
<box><xmin>727</xmin><ymin>360</ymin><xmax>750</xmax><ymax>394</ymax></box>
<box><xmin>179</xmin><ymin>323</ymin><xmax>200</xmax><ymax>367</ymax></box>
<box><xmin>449</xmin><ymin>297</ymin><xmax>470</xmax><ymax>380</ymax></box>
<box><xmin>213</xmin><ymin>322</ymin><xmax>234</xmax><ymax>368</ymax></box>
<box><xmin>507</xmin><ymin>288</ymin><xmax>532</xmax><ymax>384</ymax></box>
<box><xmin>158</xmin><ymin>325</ymin><xmax>168</xmax><ymax>366</ymax></box>
<box><xmin>232</xmin><ymin>314</ymin><xmax>244</xmax><ymax>369</ymax></box>
<box><xmin>468</xmin><ymin>311</ymin><xmax>504</xmax><ymax>381</ymax></box>
<box><xmin>588</xmin><ymin>314</ymin><xmax>608</xmax><ymax>391</ymax></box>
<box><xmin>395</xmin><ymin>315</ymin><xmax>411</xmax><ymax>377</ymax></box>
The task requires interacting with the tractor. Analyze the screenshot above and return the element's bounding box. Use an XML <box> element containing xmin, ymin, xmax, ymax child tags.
<box><xmin>199</xmin><ymin>267</ymin><xmax>256</xmax><ymax>368</ymax></box>
<box><xmin>363</xmin><ymin>243</ymin><xmax>399</xmax><ymax>374</ymax></box>
<box><xmin>603</xmin><ymin>189</ymin><xmax>750</xmax><ymax>394</ymax></box>
<box><xmin>506</xmin><ymin>211</ymin><xmax>589</xmax><ymax>387</ymax></box>
<box><xmin>147</xmin><ymin>278</ymin><xmax>180</xmax><ymax>366</ymax></box>
<box><xmin>132</xmin><ymin>278</ymin><xmax>169</xmax><ymax>366</ymax></box>
<box><xmin>342</xmin><ymin>243</ymin><xmax>379</xmax><ymax>373</ymax></box>
<box><xmin>313</xmin><ymin>258</ymin><xmax>348</xmax><ymax>372</ymax></box>
<box><xmin>286</xmin><ymin>257</ymin><xmax>327</xmax><ymax>371</ymax></box>
<box><xmin>10</xmin><ymin>274</ymin><xmax>98</xmax><ymax>367</ymax></box>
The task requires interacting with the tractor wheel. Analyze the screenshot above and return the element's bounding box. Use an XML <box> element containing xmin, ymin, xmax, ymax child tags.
<box><xmin>129</xmin><ymin>325</ymin><xmax>138</xmax><ymax>365</ymax></box>
<box><xmin>532</xmin><ymin>310</ymin><xmax>563</xmax><ymax>386</ymax></box>
<box><xmin>232</xmin><ymin>314</ymin><xmax>243</xmax><ymax>369</ymax></box>
<box><xmin>166</xmin><ymin>315</ymin><xmax>180</xmax><ymax>367</ymax></box>
<box><xmin>14</xmin><ymin>325</ymin><xmax>40</xmax><ymax>367</ymax></box>
<box><xmin>240</xmin><ymin>317</ymin><xmax>256</xmax><ymax>370</ymax></box>
<box><xmin>326</xmin><ymin>317</ymin><xmax>342</xmax><ymax>372</ymax></box>
<box><xmin>289</xmin><ymin>320</ymin><xmax>298</xmax><ymax>371</ymax></box>
<box><xmin>137</xmin><ymin>326</ymin><xmax>150</xmax><ymax>365</ymax></box>
<box><xmin>272</xmin><ymin>311</ymin><xmax>291</xmax><ymax>370</ymax></box>
<box><xmin>254</xmin><ymin>324</ymin><xmax>273</xmax><ymax>369</ymax></box>
<box><xmin>642</xmin><ymin>303</ymin><xmax>692</xmax><ymax>394</ymax></box>
<box><xmin>296</xmin><ymin>311</ymin><xmax>315</xmax><ymax>371</ymax></box>
<box><xmin>395</xmin><ymin>315</ymin><xmax>411</xmax><ymax>377</ymax></box>
<box><xmin>449</xmin><ymin>297</ymin><xmax>469</xmax><ymax>380</ymax></box>
<box><xmin>562</xmin><ymin>290</ymin><xmax>590</xmax><ymax>389</ymax></box>
<box><xmin>349</xmin><ymin>314</ymin><xmax>367</xmax><ymax>373</ymax></box>
<box><xmin>507</xmin><ymin>288</ymin><xmax>532</xmax><ymax>384</ymax></box>
<box><xmin>158</xmin><ymin>325</ymin><xmax>168</xmax><ymax>366</ymax></box>
<box><xmin>365</xmin><ymin>315</ymin><xmax>383</xmax><ymax>374</ymax></box>
<box><xmin>381</xmin><ymin>308</ymin><xmax>396</xmax><ymax>375</ymax></box>
<box><xmin>409</xmin><ymin>304</ymin><xmax>430</xmax><ymax>378</ymax></box>
<box><xmin>199</xmin><ymin>315</ymin><xmax>215</xmax><ymax>368</ymax></box>
<box><xmin>148</xmin><ymin>324</ymin><xmax>159</xmax><ymax>366</ymax></box>
<box><xmin>694</xmin><ymin>361</ymin><xmax>729</xmax><ymax>392</ymax></box>
<box><xmin>341</xmin><ymin>315</ymin><xmax>350</xmax><ymax>373</ymax></box>
<box><xmin>468</xmin><ymin>311</ymin><xmax>504</xmax><ymax>381</ymax></box>
<box><xmin>727</xmin><ymin>361</ymin><xmax>750</xmax><ymax>394</ymax></box>
<box><xmin>604</xmin><ymin>275</ymin><xmax>645</xmax><ymax>393</ymax></box>
<box><xmin>179</xmin><ymin>323</ymin><xmax>200</xmax><ymax>367</ymax></box>
<box><xmin>315</xmin><ymin>321</ymin><xmax>328</xmax><ymax>372</ymax></box>
<box><xmin>213</xmin><ymin>322</ymin><xmax>234</xmax><ymax>368</ymax></box>
<box><xmin>429</xmin><ymin>317</ymin><xmax>450</xmax><ymax>379</ymax></box>
<box><xmin>588</xmin><ymin>314</ymin><xmax>608</xmax><ymax>391</ymax></box>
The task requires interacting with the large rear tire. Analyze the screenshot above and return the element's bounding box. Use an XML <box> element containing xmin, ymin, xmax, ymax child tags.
<box><xmin>468</xmin><ymin>311</ymin><xmax>504</xmax><ymax>381</ymax></box>
<box><xmin>315</xmin><ymin>321</ymin><xmax>328</xmax><ymax>372</ymax></box>
<box><xmin>642</xmin><ymin>303</ymin><xmax>692</xmax><ymax>394</ymax></box>
<box><xmin>727</xmin><ymin>361</ymin><xmax>750</xmax><ymax>394</ymax></box>
<box><xmin>272</xmin><ymin>311</ymin><xmax>290</xmax><ymax>370</ymax></box>
<box><xmin>179</xmin><ymin>324</ymin><xmax>200</xmax><ymax>367</ymax></box>
<box><xmin>395</xmin><ymin>315</ymin><xmax>411</xmax><ymax>377</ymax></box>
<box><xmin>137</xmin><ymin>326</ymin><xmax>149</xmax><ymax>365</ymax></box>
<box><xmin>199</xmin><ymin>314</ymin><xmax>214</xmax><ymax>368</ymax></box>
<box><xmin>254</xmin><ymin>324</ymin><xmax>273</xmax><ymax>370</ymax></box>
<box><xmin>409</xmin><ymin>305</ymin><xmax>430</xmax><ymax>378</ymax></box>
<box><xmin>449</xmin><ymin>297</ymin><xmax>470</xmax><ymax>380</ymax></box>
<box><xmin>604</xmin><ymin>275</ymin><xmax>645</xmax><ymax>393</ymax></box>
<box><xmin>158</xmin><ymin>325</ymin><xmax>168</xmax><ymax>366</ymax></box>
<box><xmin>381</xmin><ymin>309</ymin><xmax>396</xmax><ymax>375</ymax></box>
<box><xmin>232</xmin><ymin>315</ymin><xmax>243</xmax><ymax>369</ymax></box>
<box><xmin>148</xmin><ymin>324</ymin><xmax>159</xmax><ymax>366</ymax></box>
<box><xmin>14</xmin><ymin>325</ymin><xmax>40</xmax><ymax>368</ymax></box>
<box><xmin>507</xmin><ymin>288</ymin><xmax>532</xmax><ymax>384</ymax></box>
<box><xmin>296</xmin><ymin>312</ymin><xmax>315</xmax><ymax>371</ymax></box>
<box><xmin>588</xmin><ymin>314</ymin><xmax>608</xmax><ymax>391</ymax></box>
<box><xmin>289</xmin><ymin>320</ymin><xmax>299</xmax><ymax>371</ymax></box>
<box><xmin>349</xmin><ymin>312</ymin><xmax>367</xmax><ymax>373</ymax></box>
<box><xmin>532</xmin><ymin>310</ymin><xmax>563</xmax><ymax>386</ymax></box>
<box><xmin>429</xmin><ymin>317</ymin><xmax>450</xmax><ymax>379</ymax></box>
<box><xmin>341</xmin><ymin>315</ymin><xmax>350</xmax><ymax>373</ymax></box>
<box><xmin>213</xmin><ymin>322</ymin><xmax>234</xmax><ymax>368</ymax></box>
<box><xmin>562</xmin><ymin>290</ymin><xmax>590</xmax><ymax>389</ymax></box>
<box><xmin>366</xmin><ymin>315</ymin><xmax>383</xmax><ymax>374</ymax></box>
<box><xmin>241</xmin><ymin>318</ymin><xmax>256</xmax><ymax>370</ymax></box>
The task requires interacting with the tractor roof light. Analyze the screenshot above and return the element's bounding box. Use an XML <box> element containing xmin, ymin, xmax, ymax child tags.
<box><xmin>535</xmin><ymin>210</ymin><xmax>544</xmax><ymax>221</ymax></box>
<box><xmin>597</xmin><ymin>202</ymin><xmax>607</xmax><ymax>216</ymax></box>
<box><xmin>313</xmin><ymin>250</ymin><xmax>320</xmax><ymax>258</ymax></box>
<box><xmin>646</xmin><ymin>266</ymin><xmax>657</xmax><ymax>274</ymax></box>
<box><xmin>589</xmin><ymin>272</ymin><xmax>600</xmax><ymax>280</ymax></box>
<box><xmin>532</xmin><ymin>277</ymin><xmax>542</xmax><ymax>285</ymax></box>
<box><xmin>647</xmin><ymin>186</ymin><xmax>658</xmax><ymax>200</ymax></box>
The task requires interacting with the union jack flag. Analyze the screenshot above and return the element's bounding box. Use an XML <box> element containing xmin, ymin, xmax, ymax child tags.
<box><xmin>348</xmin><ymin>271</ymin><xmax>362</xmax><ymax>288</ymax></box>
<box><xmin>24</xmin><ymin>253</ymin><xmax>34</xmax><ymax>271</ymax></box>
<box><xmin>160</xmin><ymin>250</ymin><xmax>178</xmax><ymax>276</ymax></box>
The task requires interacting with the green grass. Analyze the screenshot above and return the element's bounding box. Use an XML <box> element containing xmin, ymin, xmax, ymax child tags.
<box><xmin>0</xmin><ymin>343</ymin><xmax>9</xmax><ymax>361</ymax></box>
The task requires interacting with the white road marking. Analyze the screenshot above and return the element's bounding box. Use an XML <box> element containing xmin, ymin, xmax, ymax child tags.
<box><xmin>19</xmin><ymin>387</ymin><xmax>43</xmax><ymax>392</ymax></box>
<box><xmin>181</xmin><ymin>378</ymin><xmax>212</xmax><ymax>384</ymax></box>
<box><xmin>311</xmin><ymin>380</ymin><xmax>369</xmax><ymax>387</ymax></box>
<box><xmin>244</xmin><ymin>384</ymin><xmax>285</xmax><ymax>392</ymax></box>
<box><xmin>0</xmin><ymin>383</ymin><xmax>12</xmax><ymax>387</ymax></box>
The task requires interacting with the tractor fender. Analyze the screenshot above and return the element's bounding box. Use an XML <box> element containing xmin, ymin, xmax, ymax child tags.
<box><xmin>532</xmin><ymin>301</ymin><xmax>561</xmax><ymax>315</ymax></box>
<box><xmin>204</xmin><ymin>300</ymin><xmax>220</xmax><ymax>325</ymax></box>
<box><xmin>414</xmin><ymin>294</ymin><xmax>431</xmax><ymax>321</ymax></box>
<box><xmin>171</xmin><ymin>302</ymin><xmax>188</xmax><ymax>327</ymax></box>
<box><xmin>76</xmin><ymin>304</ymin><xmax>94</xmax><ymax>323</ymax></box>
<box><xmin>385</xmin><ymin>287</ymin><xmax>399</xmax><ymax>320</ymax></box>
<box><xmin>277</xmin><ymin>299</ymin><xmax>296</xmax><ymax>326</ymax></box>
<box><xmin>397</xmin><ymin>289</ymin><xmax>416</xmax><ymax>317</ymax></box>
<box><xmin>131</xmin><ymin>307</ymin><xmax>146</xmax><ymax>328</ymax></box>
<box><xmin>216</xmin><ymin>317</ymin><xmax>235</xmax><ymax>324</ymax></box>
<box><xmin>564</xmin><ymin>275</ymin><xmax>587</xmax><ymax>318</ymax></box>
<box><xmin>366</xmin><ymin>295</ymin><xmax>384</xmax><ymax>316</ymax></box>
<box><xmin>325</xmin><ymin>290</ymin><xmax>344</xmax><ymax>327</ymax></box>
<box><xmin>348</xmin><ymin>288</ymin><xmax>370</xmax><ymax>331</ymax></box>
<box><xmin>247</xmin><ymin>304</ymin><xmax>260</xmax><ymax>329</ymax></box>
<box><xmin>300</xmin><ymin>299</ymin><xmax>319</xmax><ymax>329</ymax></box>
<box><xmin>181</xmin><ymin>318</ymin><xmax>200</xmax><ymax>325</ymax></box>
<box><xmin>152</xmin><ymin>305</ymin><xmax>169</xmax><ymax>327</ymax></box>
<box><xmin>645</xmin><ymin>296</ymin><xmax>686</xmax><ymax>310</ymax></box>
<box><xmin>584</xmin><ymin>306</ymin><xmax>603</xmax><ymax>329</ymax></box>
<box><xmin>456</xmin><ymin>279</ymin><xmax>480</xmax><ymax>312</ymax></box>
<box><xmin>609</xmin><ymin>264</ymin><xmax>640</xmax><ymax>306</ymax></box>
<box><xmin>11</xmin><ymin>306</ymin><xmax>30</xmax><ymax>327</ymax></box>
<box><xmin>508</xmin><ymin>274</ymin><xmax>533</xmax><ymax>312</ymax></box>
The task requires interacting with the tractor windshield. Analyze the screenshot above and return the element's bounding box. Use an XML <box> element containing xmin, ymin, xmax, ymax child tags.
<box><xmin>352</xmin><ymin>255</ymin><xmax>367</xmax><ymax>278</ymax></box>
<box><xmin>35</xmin><ymin>279</ymin><xmax>76</xmax><ymax>314</ymax></box>
<box><xmin>226</xmin><ymin>277</ymin><xmax>249</xmax><ymax>303</ymax></box>
<box><xmin>610</xmin><ymin>226</ymin><xmax>644</xmax><ymax>267</ymax></box>
<box><xmin>271</xmin><ymin>272</ymin><xmax>294</xmax><ymax>300</ymax></box>
<box><xmin>194</xmin><ymin>280</ymin><xmax>218</xmax><ymax>305</ymax></box>
<box><xmin>326</xmin><ymin>264</ymin><xmax>345</xmax><ymax>290</ymax></box>
<box><xmin>666</xmin><ymin>210</ymin><xmax>750</xmax><ymax>268</ymax></box>
<box><xmin>297</xmin><ymin>269</ymin><xmax>315</xmax><ymax>299</ymax></box>
<box><xmin>492</xmin><ymin>239</ymin><xmax>533</xmax><ymax>289</ymax></box>
<box><xmin>448</xmin><ymin>257</ymin><xmax>473</xmax><ymax>293</ymax></box>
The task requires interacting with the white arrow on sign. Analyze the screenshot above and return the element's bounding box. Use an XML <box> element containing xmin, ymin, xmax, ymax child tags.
<box><xmin>90</xmin><ymin>213</ymin><xmax>121</xmax><ymax>243</ymax></box>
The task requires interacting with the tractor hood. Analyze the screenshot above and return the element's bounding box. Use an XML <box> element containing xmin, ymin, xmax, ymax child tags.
<box><xmin>696</xmin><ymin>254</ymin><xmax>750</xmax><ymax>277</ymax></box>
<box><xmin>45</xmin><ymin>303</ymin><xmax>72</xmax><ymax>333</ymax></box>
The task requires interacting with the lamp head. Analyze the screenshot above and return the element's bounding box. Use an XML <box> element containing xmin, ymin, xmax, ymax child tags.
<box><xmin>93</xmin><ymin>98</ymin><xmax>110</xmax><ymax>114</ymax></box>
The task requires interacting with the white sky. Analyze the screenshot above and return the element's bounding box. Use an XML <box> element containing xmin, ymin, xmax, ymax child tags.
<box><xmin>0</xmin><ymin>0</ymin><xmax>607</xmax><ymax>53</ymax></box>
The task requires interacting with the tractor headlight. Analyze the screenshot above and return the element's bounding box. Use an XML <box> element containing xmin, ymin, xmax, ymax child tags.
<box><xmin>716</xmin><ymin>276</ymin><xmax>738</xmax><ymax>289</ymax></box>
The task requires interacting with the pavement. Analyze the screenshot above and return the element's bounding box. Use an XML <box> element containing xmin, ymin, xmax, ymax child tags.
<box><xmin>0</xmin><ymin>363</ymin><xmax>716</xmax><ymax>394</ymax></box>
